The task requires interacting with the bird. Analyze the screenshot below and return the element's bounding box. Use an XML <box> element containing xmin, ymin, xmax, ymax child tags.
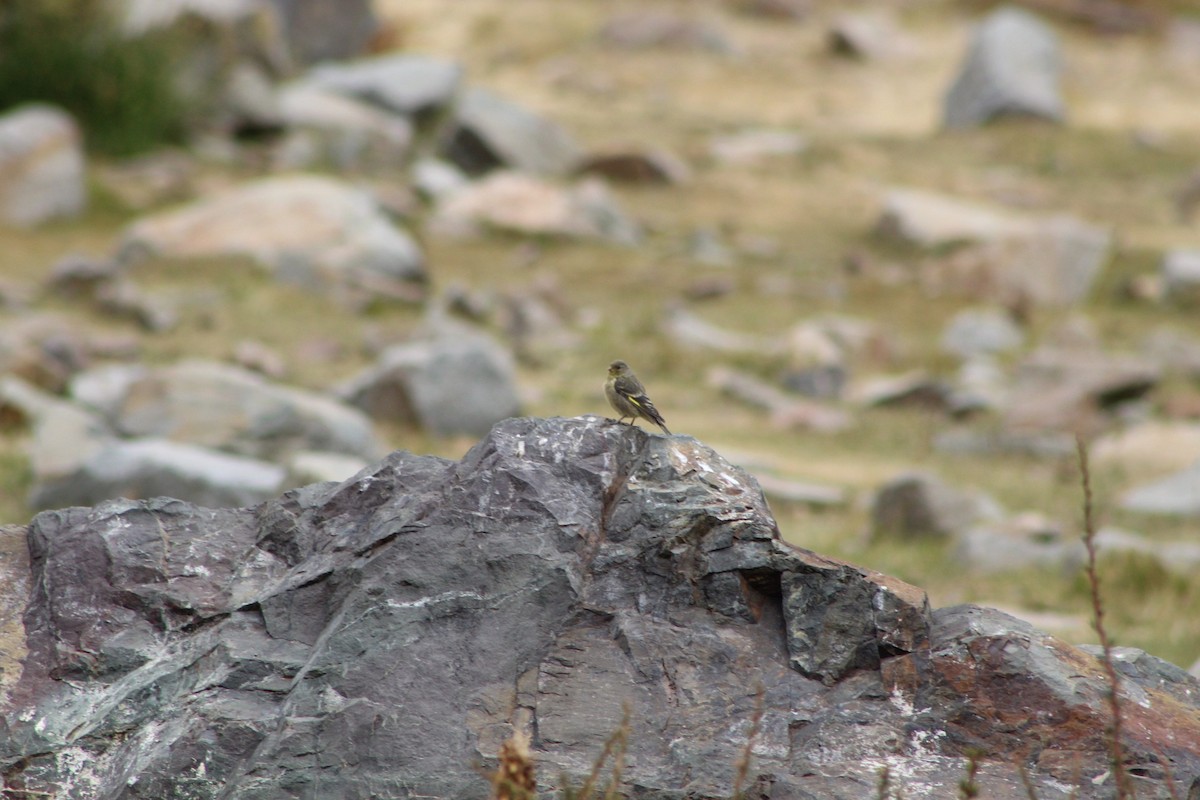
<box><xmin>605</xmin><ymin>359</ymin><xmax>671</xmax><ymax>435</ymax></box>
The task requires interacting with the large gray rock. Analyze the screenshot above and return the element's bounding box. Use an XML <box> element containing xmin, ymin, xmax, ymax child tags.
<box><xmin>304</xmin><ymin>53</ymin><xmax>463</xmax><ymax>117</ymax></box>
<box><xmin>103</xmin><ymin>360</ymin><xmax>383</xmax><ymax>461</ymax></box>
<box><xmin>268</xmin><ymin>0</ymin><xmax>378</xmax><ymax>65</ymax></box>
<box><xmin>0</xmin><ymin>104</ymin><xmax>86</xmax><ymax>227</ymax></box>
<box><xmin>1162</xmin><ymin>249</ymin><xmax>1200</xmax><ymax>304</ymax></box>
<box><xmin>338</xmin><ymin>325</ymin><xmax>521</xmax><ymax>437</ymax></box>
<box><xmin>1004</xmin><ymin>348</ymin><xmax>1159</xmax><ymax>433</ymax></box>
<box><xmin>442</xmin><ymin>87</ymin><xmax>583</xmax><ymax>176</ymax></box>
<box><xmin>433</xmin><ymin>171</ymin><xmax>640</xmax><ymax>245</ymax></box>
<box><xmin>30</xmin><ymin>437</ymin><xmax>287</xmax><ymax>510</ymax></box>
<box><xmin>119</xmin><ymin>175</ymin><xmax>426</xmax><ymax>301</ymax></box>
<box><xmin>879</xmin><ymin>189</ymin><xmax>1111</xmax><ymax>307</ymax></box>
<box><xmin>943</xmin><ymin>6</ymin><xmax>1065</xmax><ymax>129</ymax></box>
<box><xmin>870</xmin><ymin>471</ymin><xmax>1002</xmax><ymax>541</ymax></box>
<box><xmin>941</xmin><ymin>307</ymin><xmax>1024</xmax><ymax>359</ymax></box>
<box><xmin>274</xmin><ymin>82</ymin><xmax>414</xmax><ymax>168</ymax></box>
<box><xmin>1</xmin><ymin>417</ymin><xmax>1196</xmax><ymax>799</ymax></box>
<box><xmin>1120</xmin><ymin>461</ymin><xmax>1200</xmax><ymax>517</ymax></box>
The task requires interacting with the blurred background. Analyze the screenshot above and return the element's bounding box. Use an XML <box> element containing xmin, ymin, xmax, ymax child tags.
<box><xmin>1</xmin><ymin>0</ymin><xmax>1199</xmax><ymax>669</ymax></box>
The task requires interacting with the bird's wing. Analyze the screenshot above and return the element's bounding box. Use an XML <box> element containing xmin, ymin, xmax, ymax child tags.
<box><xmin>613</xmin><ymin>374</ymin><xmax>646</xmax><ymax>398</ymax></box>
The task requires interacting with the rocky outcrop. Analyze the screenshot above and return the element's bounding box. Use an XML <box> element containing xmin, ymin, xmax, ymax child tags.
<box><xmin>0</xmin><ymin>417</ymin><xmax>1196</xmax><ymax>799</ymax></box>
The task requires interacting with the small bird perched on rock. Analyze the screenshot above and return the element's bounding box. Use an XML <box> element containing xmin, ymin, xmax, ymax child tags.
<box><xmin>605</xmin><ymin>359</ymin><xmax>671</xmax><ymax>435</ymax></box>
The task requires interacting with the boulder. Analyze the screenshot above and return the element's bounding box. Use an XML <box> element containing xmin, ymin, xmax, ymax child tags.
<box><xmin>707</xmin><ymin>129</ymin><xmax>808</xmax><ymax>165</ymax></box>
<box><xmin>432</xmin><ymin>171</ymin><xmax>640</xmax><ymax>245</ymax></box>
<box><xmin>101</xmin><ymin>360</ymin><xmax>382</xmax><ymax>461</ymax></box>
<box><xmin>870</xmin><ymin>471</ymin><xmax>1003</xmax><ymax>542</ymax></box>
<box><xmin>0</xmin><ymin>417</ymin><xmax>1196</xmax><ymax>799</ymax></box>
<box><xmin>880</xmin><ymin>189</ymin><xmax>1111</xmax><ymax>307</ymax></box>
<box><xmin>119</xmin><ymin>175</ymin><xmax>425</xmax><ymax>301</ymax></box>
<box><xmin>275</xmin><ymin>82</ymin><xmax>414</xmax><ymax>166</ymax></box>
<box><xmin>1091</xmin><ymin>421</ymin><xmax>1200</xmax><ymax>474</ymax></box>
<box><xmin>943</xmin><ymin>6</ymin><xmax>1065</xmax><ymax>129</ymax></box>
<box><xmin>268</xmin><ymin>0</ymin><xmax>378</xmax><ymax>65</ymax></box>
<box><xmin>441</xmin><ymin>87</ymin><xmax>583</xmax><ymax>176</ymax></box>
<box><xmin>30</xmin><ymin>437</ymin><xmax>287</xmax><ymax>511</ymax></box>
<box><xmin>0</xmin><ymin>104</ymin><xmax>86</xmax><ymax>227</ymax></box>
<box><xmin>1004</xmin><ymin>348</ymin><xmax>1159</xmax><ymax>433</ymax></box>
<box><xmin>940</xmin><ymin>307</ymin><xmax>1024</xmax><ymax>359</ymax></box>
<box><xmin>1120</xmin><ymin>461</ymin><xmax>1200</xmax><ymax>517</ymax></box>
<box><xmin>337</xmin><ymin>324</ymin><xmax>521</xmax><ymax>437</ymax></box>
<box><xmin>876</xmin><ymin>187</ymin><xmax>1024</xmax><ymax>247</ymax></box>
<box><xmin>1162</xmin><ymin>249</ymin><xmax>1200</xmax><ymax>304</ymax></box>
<box><xmin>304</xmin><ymin>53</ymin><xmax>463</xmax><ymax>117</ymax></box>
<box><xmin>954</xmin><ymin>512</ymin><xmax>1084</xmax><ymax>573</ymax></box>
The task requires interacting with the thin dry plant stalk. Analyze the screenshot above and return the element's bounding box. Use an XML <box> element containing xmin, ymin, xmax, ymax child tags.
<box><xmin>1075</xmin><ymin>435</ymin><xmax>1133</xmax><ymax>800</ymax></box>
<box><xmin>491</xmin><ymin>729</ymin><xmax>536</xmax><ymax>800</ymax></box>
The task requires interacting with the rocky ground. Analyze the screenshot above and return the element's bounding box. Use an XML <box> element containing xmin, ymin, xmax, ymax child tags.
<box><xmin>2</xmin><ymin>0</ymin><xmax>1200</xmax><ymax>676</ymax></box>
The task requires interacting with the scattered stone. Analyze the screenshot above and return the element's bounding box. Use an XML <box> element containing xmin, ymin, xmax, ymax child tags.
<box><xmin>43</xmin><ymin>253</ymin><xmax>120</xmax><ymax>298</ymax></box>
<box><xmin>946</xmin><ymin>355</ymin><xmax>1011</xmax><ymax>415</ymax></box>
<box><xmin>270</xmin><ymin>0</ymin><xmax>379</xmax><ymax>65</ymax></box>
<box><xmin>849</xmin><ymin>370</ymin><xmax>951</xmax><ymax>409</ymax></box>
<box><xmin>1004</xmin><ymin>348</ymin><xmax>1159</xmax><ymax>433</ymax></box>
<box><xmin>1142</xmin><ymin>327</ymin><xmax>1200</xmax><ymax>379</ymax></box>
<box><xmin>941</xmin><ymin>307</ymin><xmax>1024</xmax><ymax>359</ymax></box>
<box><xmin>750</xmin><ymin>471</ymin><xmax>847</xmax><ymax>508</ymax></box>
<box><xmin>780</xmin><ymin>363</ymin><xmax>847</xmax><ymax>400</ymax></box>
<box><xmin>94</xmin><ymin>278</ymin><xmax>180</xmax><ymax>332</ymax></box>
<box><xmin>1161</xmin><ymin>249</ymin><xmax>1200</xmax><ymax>304</ymax></box>
<box><xmin>337</xmin><ymin>322</ymin><xmax>521</xmax><ymax>437</ymax></box>
<box><xmin>304</xmin><ymin>53</ymin><xmax>463</xmax><ymax>117</ymax></box>
<box><xmin>977</xmin><ymin>216</ymin><xmax>1114</xmax><ymax>306</ymax></box>
<box><xmin>232</xmin><ymin>340</ymin><xmax>289</xmax><ymax>379</ymax></box>
<box><xmin>222</xmin><ymin>60</ymin><xmax>285</xmax><ymax>134</ymax></box>
<box><xmin>876</xmin><ymin>188</ymin><xmax>1025</xmax><ymax>247</ymax></box>
<box><xmin>69</xmin><ymin>363</ymin><xmax>149</xmax><ymax>418</ymax></box>
<box><xmin>284</xmin><ymin>449</ymin><xmax>369</xmax><ymax>486</ymax></box>
<box><xmin>954</xmin><ymin>512</ymin><xmax>1083</xmax><ymax>572</ymax></box>
<box><xmin>433</xmin><ymin>171</ymin><xmax>640</xmax><ymax>245</ymax></box>
<box><xmin>683</xmin><ymin>276</ymin><xmax>736</xmax><ymax>301</ymax></box>
<box><xmin>828</xmin><ymin>10</ymin><xmax>914</xmax><ymax>61</ymax></box>
<box><xmin>687</xmin><ymin>227</ymin><xmax>735</xmax><ymax>266</ymax></box>
<box><xmin>599</xmin><ymin>10</ymin><xmax>733</xmax><ymax>52</ymax></box>
<box><xmin>275</xmin><ymin>82</ymin><xmax>414</xmax><ymax>168</ymax></box>
<box><xmin>411</xmin><ymin>158</ymin><xmax>471</xmax><ymax>201</ymax></box>
<box><xmin>708</xmin><ymin>129</ymin><xmax>808</xmax><ymax>165</ymax></box>
<box><xmin>0</xmin><ymin>314</ymin><xmax>94</xmax><ymax>392</ymax></box>
<box><xmin>94</xmin><ymin>149</ymin><xmax>196</xmax><ymax>211</ymax></box>
<box><xmin>119</xmin><ymin>174</ymin><xmax>426</xmax><ymax>302</ymax></box>
<box><xmin>870</xmin><ymin>471</ymin><xmax>1003</xmax><ymax>542</ymax></box>
<box><xmin>109</xmin><ymin>360</ymin><xmax>382</xmax><ymax>461</ymax></box>
<box><xmin>943</xmin><ymin>6</ymin><xmax>1065</xmax><ymax>129</ymax></box>
<box><xmin>577</xmin><ymin>149</ymin><xmax>691</xmax><ymax>185</ymax></box>
<box><xmin>1092</xmin><ymin>527</ymin><xmax>1200</xmax><ymax>577</ymax></box>
<box><xmin>497</xmin><ymin>281</ymin><xmax>582</xmax><ymax>365</ymax></box>
<box><xmin>1120</xmin><ymin>461</ymin><xmax>1200</xmax><ymax>517</ymax></box>
<box><xmin>30</xmin><ymin>437</ymin><xmax>287</xmax><ymax>511</ymax></box>
<box><xmin>898</xmin><ymin>196</ymin><xmax>1111</xmax><ymax>307</ymax></box>
<box><xmin>664</xmin><ymin>306</ymin><xmax>777</xmax><ymax>356</ymax></box>
<box><xmin>0</xmin><ymin>104</ymin><xmax>86</xmax><ymax>227</ymax></box>
<box><xmin>442</xmin><ymin>87</ymin><xmax>583</xmax><ymax>177</ymax></box>
<box><xmin>1091</xmin><ymin>421</ymin><xmax>1200</xmax><ymax>473</ymax></box>
<box><xmin>707</xmin><ymin>366</ymin><xmax>853</xmax><ymax>433</ymax></box>
<box><xmin>933</xmin><ymin>427</ymin><xmax>1077</xmax><ymax>458</ymax></box>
